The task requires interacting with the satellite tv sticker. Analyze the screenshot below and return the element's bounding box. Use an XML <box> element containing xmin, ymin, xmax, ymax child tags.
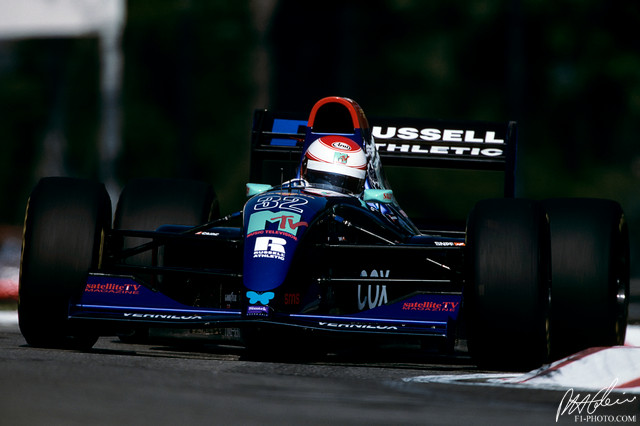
<box><xmin>85</xmin><ymin>283</ymin><xmax>141</xmax><ymax>295</ymax></box>
<box><xmin>253</xmin><ymin>236</ymin><xmax>286</xmax><ymax>261</ymax></box>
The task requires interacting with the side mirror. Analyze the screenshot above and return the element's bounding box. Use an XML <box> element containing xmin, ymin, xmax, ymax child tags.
<box><xmin>246</xmin><ymin>183</ymin><xmax>272</xmax><ymax>197</ymax></box>
<box><xmin>363</xmin><ymin>189</ymin><xmax>394</xmax><ymax>204</ymax></box>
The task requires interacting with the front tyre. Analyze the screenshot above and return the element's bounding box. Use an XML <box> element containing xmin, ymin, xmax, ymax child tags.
<box><xmin>18</xmin><ymin>177</ymin><xmax>112</xmax><ymax>349</ymax></box>
<box><xmin>465</xmin><ymin>198</ymin><xmax>551</xmax><ymax>371</ymax></box>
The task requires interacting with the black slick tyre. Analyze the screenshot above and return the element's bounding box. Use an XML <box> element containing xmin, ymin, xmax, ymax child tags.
<box><xmin>465</xmin><ymin>198</ymin><xmax>551</xmax><ymax>371</ymax></box>
<box><xmin>18</xmin><ymin>177</ymin><xmax>111</xmax><ymax>349</ymax></box>
<box><xmin>114</xmin><ymin>177</ymin><xmax>218</xmax><ymax>265</ymax></box>
<box><xmin>543</xmin><ymin>198</ymin><xmax>629</xmax><ymax>358</ymax></box>
<box><xmin>113</xmin><ymin>178</ymin><xmax>217</xmax><ymax>342</ymax></box>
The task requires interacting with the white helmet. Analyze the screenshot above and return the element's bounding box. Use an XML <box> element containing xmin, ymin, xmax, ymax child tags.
<box><xmin>302</xmin><ymin>136</ymin><xmax>367</xmax><ymax>194</ymax></box>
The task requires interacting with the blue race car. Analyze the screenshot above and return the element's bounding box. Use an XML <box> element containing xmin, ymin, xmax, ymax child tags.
<box><xmin>18</xmin><ymin>96</ymin><xmax>629</xmax><ymax>370</ymax></box>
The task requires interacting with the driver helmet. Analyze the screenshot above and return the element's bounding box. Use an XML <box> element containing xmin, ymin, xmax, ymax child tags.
<box><xmin>301</xmin><ymin>136</ymin><xmax>367</xmax><ymax>194</ymax></box>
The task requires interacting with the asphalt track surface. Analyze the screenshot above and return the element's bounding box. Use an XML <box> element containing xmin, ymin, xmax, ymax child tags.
<box><xmin>1</xmin><ymin>314</ymin><xmax>639</xmax><ymax>426</ymax></box>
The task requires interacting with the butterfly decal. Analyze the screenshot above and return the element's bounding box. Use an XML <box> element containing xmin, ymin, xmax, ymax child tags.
<box><xmin>246</xmin><ymin>291</ymin><xmax>275</xmax><ymax>305</ymax></box>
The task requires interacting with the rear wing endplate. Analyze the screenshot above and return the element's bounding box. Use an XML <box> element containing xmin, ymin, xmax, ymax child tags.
<box><xmin>249</xmin><ymin>109</ymin><xmax>517</xmax><ymax>197</ymax></box>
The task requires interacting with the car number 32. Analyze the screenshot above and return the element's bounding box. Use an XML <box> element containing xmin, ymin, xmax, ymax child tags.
<box><xmin>253</xmin><ymin>196</ymin><xmax>309</xmax><ymax>213</ymax></box>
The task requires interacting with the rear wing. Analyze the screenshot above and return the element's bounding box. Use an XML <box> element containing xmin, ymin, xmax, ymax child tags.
<box><xmin>249</xmin><ymin>109</ymin><xmax>517</xmax><ymax>197</ymax></box>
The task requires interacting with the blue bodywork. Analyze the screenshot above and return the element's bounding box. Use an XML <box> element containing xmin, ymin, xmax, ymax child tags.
<box><xmin>242</xmin><ymin>191</ymin><xmax>326</xmax><ymax>292</ymax></box>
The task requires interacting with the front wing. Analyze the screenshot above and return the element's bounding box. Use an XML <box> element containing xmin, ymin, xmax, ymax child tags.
<box><xmin>70</xmin><ymin>244</ymin><xmax>464</xmax><ymax>339</ymax></box>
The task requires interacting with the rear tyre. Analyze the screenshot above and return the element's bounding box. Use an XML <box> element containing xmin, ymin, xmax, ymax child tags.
<box><xmin>18</xmin><ymin>177</ymin><xmax>112</xmax><ymax>349</ymax></box>
<box><xmin>113</xmin><ymin>178</ymin><xmax>217</xmax><ymax>342</ymax></box>
<box><xmin>114</xmin><ymin>177</ymin><xmax>218</xmax><ymax>265</ymax></box>
<box><xmin>465</xmin><ymin>198</ymin><xmax>551</xmax><ymax>371</ymax></box>
<box><xmin>543</xmin><ymin>198</ymin><xmax>629</xmax><ymax>358</ymax></box>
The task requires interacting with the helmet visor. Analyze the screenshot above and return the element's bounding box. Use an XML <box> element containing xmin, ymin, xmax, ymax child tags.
<box><xmin>304</xmin><ymin>169</ymin><xmax>364</xmax><ymax>194</ymax></box>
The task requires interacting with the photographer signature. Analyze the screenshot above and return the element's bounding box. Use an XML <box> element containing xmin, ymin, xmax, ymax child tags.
<box><xmin>556</xmin><ymin>379</ymin><xmax>637</xmax><ymax>421</ymax></box>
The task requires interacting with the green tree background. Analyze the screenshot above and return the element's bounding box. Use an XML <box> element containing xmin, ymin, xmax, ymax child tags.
<box><xmin>1</xmin><ymin>0</ymin><xmax>639</xmax><ymax>268</ymax></box>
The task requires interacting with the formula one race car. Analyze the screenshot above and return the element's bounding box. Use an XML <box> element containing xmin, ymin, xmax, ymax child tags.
<box><xmin>18</xmin><ymin>96</ymin><xmax>629</xmax><ymax>370</ymax></box>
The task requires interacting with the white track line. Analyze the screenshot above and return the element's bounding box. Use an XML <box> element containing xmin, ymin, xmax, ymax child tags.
<box><xmin>0</xmin><ymin>310</ymin><xmax>17</xmax><ymax>326</ymax></box>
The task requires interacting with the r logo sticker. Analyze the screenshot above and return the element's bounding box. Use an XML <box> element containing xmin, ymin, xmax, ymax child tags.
<box><xmin>253</xmin><ymin>236</ymin><xmax>287</xmax><ymax>261</ymax></box>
